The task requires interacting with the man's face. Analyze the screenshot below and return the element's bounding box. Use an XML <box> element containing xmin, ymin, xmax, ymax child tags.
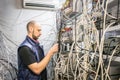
<box><xmin>32</xmin><ymin>23</ymin><xmax>42</xmax><ymax>40</ymax></box>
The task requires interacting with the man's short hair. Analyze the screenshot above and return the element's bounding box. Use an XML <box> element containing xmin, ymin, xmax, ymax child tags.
<box><xmin>26</xmin><ymin>20</ymin><xmax>36</xmax><ymax>32</ymax></box>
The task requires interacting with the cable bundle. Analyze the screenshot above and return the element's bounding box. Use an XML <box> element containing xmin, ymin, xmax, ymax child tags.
<box><xmin>54</xmin><ymin>0</ymin><xmax>120</xmax><ymax>80</ymax></box>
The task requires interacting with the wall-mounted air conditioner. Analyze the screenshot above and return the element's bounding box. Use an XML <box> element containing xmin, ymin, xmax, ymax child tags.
<box><xmin>23</xmin><ymin>0</ymin><xmax>59</xmax><ymax>11</ymax></box>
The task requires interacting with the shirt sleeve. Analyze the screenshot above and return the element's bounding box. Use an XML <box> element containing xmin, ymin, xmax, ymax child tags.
<box><xmin>18</xmin><ymin>46</ymin><xmax>37</xmax><ymax>66</ymax></box>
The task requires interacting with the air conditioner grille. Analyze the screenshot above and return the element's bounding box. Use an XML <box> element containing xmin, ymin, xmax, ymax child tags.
<box><xmin>25</xmin><ymin>3</ymin><xmax>55</xmax><ymax>8</ymax></box>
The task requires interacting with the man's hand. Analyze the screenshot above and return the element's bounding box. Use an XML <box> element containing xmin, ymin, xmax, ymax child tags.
<box><xmin>49</xmin><ymin>43</ymin><xmax>59</xmax><ymax>55</ymax></box>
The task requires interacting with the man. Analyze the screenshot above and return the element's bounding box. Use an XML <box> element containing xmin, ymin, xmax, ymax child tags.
<box><xmin>17</xmin><ymin>20</ymin><xmax>58</xmax><ymax>80</ymax></box>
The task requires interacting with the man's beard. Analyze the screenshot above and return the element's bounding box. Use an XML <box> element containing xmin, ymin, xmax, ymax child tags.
<box><xmin>32</xmin><ymin>34</ymin><xmax>38</xmax><ymax>40</ymax></box>
<box><xmin>32</xmin><ymin>30</ymin><xmax>39</xmax><ymax>40</ymax></box>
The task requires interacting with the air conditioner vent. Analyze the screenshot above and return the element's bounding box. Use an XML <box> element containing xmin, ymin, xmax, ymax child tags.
<box><xmin>23</xmin><ymin>0</ymin><xmax>57</xmax><ymax>11</ymax></box>
<box><xmin>25</xmin><ymin>3</ymin><xmax>55</xmax><ymax>8</ymax></box>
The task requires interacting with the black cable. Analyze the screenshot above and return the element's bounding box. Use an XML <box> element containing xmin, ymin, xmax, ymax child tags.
<box><xmin>75</xmin><ymin>42</ymin><xmax>92</xmax><ymax>52</ymax></box>
<box><xmin>117</xmin><ymin>0</ymin><xmax>119</xmax><ymax>20</ymax></box>
<box><xmin>0</xmin><ymin>59</ymin><xmax>17</xmax><ymax>80</ymax></box>
<box><xmin>103</xmin><ymin>38</ymin><xmax>115</xmax><ymax>69</ymax></box>
<box><xmin>0</xmin><ymin>60</ymin><xmax>14</xmax><ymax>80</ymax></box>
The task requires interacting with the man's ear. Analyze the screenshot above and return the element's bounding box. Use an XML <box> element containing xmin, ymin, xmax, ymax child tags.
<box><xmin>29</xmin><ymin>26</ymin><xmax>34</xmax><ymax>33</ymax></box>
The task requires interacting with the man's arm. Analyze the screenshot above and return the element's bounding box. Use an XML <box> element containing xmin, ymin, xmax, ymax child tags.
<box><xmin>28</xmin><ymin>43</ymin><xmax>58</xmax><ymax>75</ymax></box>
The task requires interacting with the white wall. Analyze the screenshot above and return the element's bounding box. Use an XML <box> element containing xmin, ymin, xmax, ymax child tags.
<box><xmin>0</xmin><ymin>0</ymin><xmax>57</xmax><ymax>80</ymax></box>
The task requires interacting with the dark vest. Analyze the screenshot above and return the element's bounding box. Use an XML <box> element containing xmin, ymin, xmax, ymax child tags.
<box><xmin>18</xmin><ymin>36</ymin><xmax>47</xmax><ymax>80</ymax></box>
